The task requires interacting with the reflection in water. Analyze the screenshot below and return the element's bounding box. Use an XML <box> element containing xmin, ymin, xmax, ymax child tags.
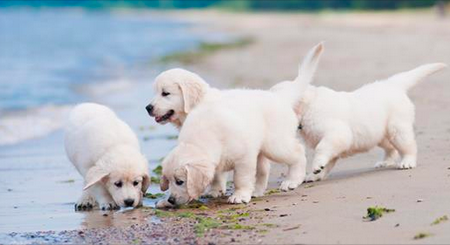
<box><xmin>80</xmin><ymin>208</ymin><xmax>160</xmax><ymax>230</ymax></box>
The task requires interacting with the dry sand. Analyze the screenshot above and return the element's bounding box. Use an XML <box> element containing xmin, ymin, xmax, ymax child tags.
<box><xmin>6</xmin><ymin>9</ymin><xmax>450</xmax><ymax>244</ymax></box>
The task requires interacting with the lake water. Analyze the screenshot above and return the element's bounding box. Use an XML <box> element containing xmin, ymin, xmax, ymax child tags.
<box><xmin>0</xmin><ymin>7</ymin><xmax>226</xmax><ymax>235</ymax></box>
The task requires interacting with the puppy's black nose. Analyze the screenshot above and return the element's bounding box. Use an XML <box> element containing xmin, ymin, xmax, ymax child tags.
<box><xmin>167</xmin><ymin>196</ymin><xmax>176</xmax><ymax>205</ymax></box>
<box><xmin>124</xmin><ymin>198</ymin><xmax>135</xmax><ymax>207</ymax></box>
<box><xmin>146</xmin><ymin>104</ymin><xmax>154</xmax><ymax>116</ymax></box>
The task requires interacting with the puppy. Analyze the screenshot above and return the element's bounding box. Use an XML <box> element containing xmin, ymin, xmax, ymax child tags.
<box><xmin>65</xmin><ymin>103</ymin><xmax>150</xmax><ymax>210</ymax></box>
<box><xmin>147</xmin><ymin>65</ymin><xmax>271</xmax><ymax>199</ymax></box>
<box><xmin>272</xmin><ymin>53</ymin><xmax>446</xmax><ymax>182</ymax></box>
<box><xmin>155</xmin><ymin>44</ymin><xmax>324</xmax><ymax>207</ymax></box>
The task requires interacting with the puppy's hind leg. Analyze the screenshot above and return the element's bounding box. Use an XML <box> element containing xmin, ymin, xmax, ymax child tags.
<box><xmin>253</xmin><ymin>154</ymin><xmax>271</xmax><ymax>197</ymax></box>
<box><xmin>75</xmin><ymin>189</ymin><xmax>96</xmax><ymax>211</ymax></box>
<box><xmin>264</xmin><ymin>139</ymin><xmax>307</xmax><ymax>192</ymax></box>
<box><xmin>375</xmin><ymin>138</ymin><xmax>400</xmax><ymax>168</ymax></box>
<box><xmin>389</xmin><ymin>123</ymin><xmax>417</xmax><ymax>169</ymax></box>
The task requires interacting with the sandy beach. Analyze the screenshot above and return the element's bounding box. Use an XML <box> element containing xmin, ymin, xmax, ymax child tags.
<box><xmin>2</xmin><ymin>9</ymin><xmax>450</xmax><ymax>244</ymax></box>
<box><xmin>168</xmin><ymin>10</ymin><xmax>450</xmax><ymax>244</ymax></box>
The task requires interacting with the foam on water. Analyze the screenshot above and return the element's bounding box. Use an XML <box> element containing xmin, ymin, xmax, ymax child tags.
<box><xmin>0</xmin><ymin>105</ymin><xmax>72</xmax><ymax>146</ymax></box>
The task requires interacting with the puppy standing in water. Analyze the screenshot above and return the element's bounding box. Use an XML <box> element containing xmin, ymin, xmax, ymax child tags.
<box><xmin>65</xmin><ymin>103</ymin><xmax>150</xmax><ymax>210</ymax></box>
<box><xmin>272</xmin><ymin>49</ymin><xmax>446</xmax><ymax>182</ymax></box>
<box><xmin>150</xmin><ymin>44</ymin><xmax>324</xmax><ymax>207</ymax></box>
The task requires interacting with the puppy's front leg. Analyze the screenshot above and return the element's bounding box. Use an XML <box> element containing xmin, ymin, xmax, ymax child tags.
<box><xmin>228</xmin><ymin>157</ymin><xmax>256</xmax><ymax>204</ymax></box>
<box><xmin>207</xmin><ymin>171</ymin><xmax>228</xmax><ymax>198</ymax></box>
<box><xmin>311</xmin><ymin>134</ymin><xmax>349</xmax><ymax>175</ymax></box>
<box><xmin>90</xmin><ymin>184</ymin><xmax>119</xmax><ymax>210</ymax></box>
<box><xmin>305</xmin><ymin>158</ymin><xmax>337</xmax><ymax>182</ymax></box>
<box><xmin>75</xmin><ymin>189</ymin><xmax>96</xmax><ymax>211</ymax></box>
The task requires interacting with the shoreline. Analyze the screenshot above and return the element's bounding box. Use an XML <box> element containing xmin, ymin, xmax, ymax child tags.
<box><xmin>2</xmin><ymin>9</ymin><xmax>450</xmax><ymax>244</ymax></box>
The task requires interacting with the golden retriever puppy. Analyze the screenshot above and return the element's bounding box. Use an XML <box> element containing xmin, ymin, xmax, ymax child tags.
<box><xmin>155</xmin><ymin>44</ymin><xmax>324</xmax><ymax>207</ymax></box>
<box><xmin>272</xmin><ymin>54</ymin><xmax>446</xmax><ymax>182</ymax></box>
<box><xmin>65</xmin><ymin>103</ymin><xmax>150</xmax><ymax>211</ymax></box>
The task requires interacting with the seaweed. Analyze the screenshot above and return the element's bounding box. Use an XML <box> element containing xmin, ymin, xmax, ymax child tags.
<box><xmin>261</xmin><ymin>223</ymin><xmax>277</xmax><ymax>228</ymax></box>
<box><xmin>152</xmin><ymin>165</ymin><xmax>162</xmax><ymax>176</ymax></box>
<box><xmin>144</xmin><ymin>193</ymin><xmax>165</xmax><ymax>199</ymax></box>
<box><xmin>58</xmin><ymin>179</ymin><xmax>75</xmax><ymax>183</ymax></box>
<box><xmin>159</xmin><ymin>37</ymin><xmax>254</xmax><ymax>65</ymax></box>
<box><xmin>364</xmin><ymin>206</ymin><xmax>395</xmax><ymax>221</ymax></box>
<box><xmin>154</xmin><ymin>209</ymin><xmax>174</xmax><ymax>218</ymax></box>
<box><xmin>431</xmin><ymin>215</ymin><xmax>448</xmax><ymax>225</ymax></box>
<box><xmin>414</xmin><ymin>232</ymin><xmax>432</xmax><ymax>240</ymax></box>
<box><xmin>265</xmin><ymin>189</ymin><xmax>281</xmax><ymax>195</ymax></box>
<box><xmin>150</xmin><ymin>176</ymin><xmax>161</xmax><ymax>184</ymax></box>
<box><xmin>194</xmin><ymin>217</ymin><xmax>221</xmax><ymax>236</ymax></box>
<box><xmin>226</xmin><ymin>223</ymin><xmax>255</xmax><ymax>230</ymax></box>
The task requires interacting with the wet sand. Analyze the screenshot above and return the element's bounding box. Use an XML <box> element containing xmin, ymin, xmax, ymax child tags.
<box><xmin>2</xmin><ymin>9</ymin><xmax>450</xmax><ymax>244</ymax></box>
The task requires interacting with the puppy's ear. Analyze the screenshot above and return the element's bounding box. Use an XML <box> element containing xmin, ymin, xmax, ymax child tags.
<box><xmin>83</xmin><ymin>166</ymin><xmax>109</xmax><ymax>190</ymax></box>
<box><xmin>142</xmin><ymin>174</ymin><xmax>151</xmax><ymax>193</ymax></box>
<box><xmin>185</xmin><ymin>162</ymin><xmax>214</xmax><ymax>200</ymax></box>
<box><xmin>178</xmin><ymin>76</ymin><xmax>208</xmax><ymax>113</ymax></box>
<box><xmin>160</xmin><ymin>175</ymin><xmax>169</xmax><ymax>191</ymax></box>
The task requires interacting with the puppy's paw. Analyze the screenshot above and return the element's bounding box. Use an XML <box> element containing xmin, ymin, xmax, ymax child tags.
<box><xmin>228</xmin><ymin>192</ymin><xmax>251</xmax><ymax>204</ymax></box>
<box><xmin>205</xmin><ymin>189</ymin><xmax>225</xmax><ymax>198</ymax></box>
<box><xmin>304</xmin><ymin>173</ymin><xmax>323</xmax><ymax>183</ymax></box>
<box><xmin>155</xmin><ymin>199</ymin><xmax>174</xmax><ymax>209</ymax></box>
<box><xmin>75</xmin><ymin>196</ymin><xmax>95</xmax><ymax>211</ymax></box>
<box><xmin>375</xmin><ymin>160</ymin><xmax>396</xmax><ymax>168</ymax></box>
<box><xmin>252</xmin><ymin>188</ymin><xmax>265</xmax><ymax>198</ymax></box>
<box><xmin>397</xmin><ymin>159</ymin><xmax>416</xmax><ymax>170</ymax></box>
<box><xmin>99</xmin><ymin>202</ymin><xmax>119</xmax><ymax>211</ymax></box>
<box><xmin>312</xmin><ymin>165</ymin><xmax>324</xmax><ymax>175</ymax></box>
<box><xmin>279</xmin><ymin>180</ymin><xmax>301</xmax><ymax>192</ymax></box>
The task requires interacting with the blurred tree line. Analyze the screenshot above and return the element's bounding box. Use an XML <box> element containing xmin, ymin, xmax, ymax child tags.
<box><xmin>0</xmin><ymin>0</ymin><xmax>447</xmax><ymax>11</ymax></box>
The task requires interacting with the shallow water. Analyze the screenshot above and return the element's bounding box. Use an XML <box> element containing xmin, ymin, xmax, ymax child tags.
<box><xmin>0</xmin><ymin>7</ymin><xmax>227</xmax><ymax>237</ymax></box>
<box><xmin>0</xmin><ymin>7</ymin><xmax>227</xmax><ymax>146</ymax></box>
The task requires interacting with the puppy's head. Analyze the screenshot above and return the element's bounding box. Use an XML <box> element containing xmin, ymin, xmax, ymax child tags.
<box><xmin>146</xmin><ymin>68</ymin><xmax>209</xmax><ymax>125</ymax></box>
<box><xmin>159</xmin><ymin>144</ymin><xmax>214</xmax><ymax>206</ymax></box>
<box><xmin>83</xmin><ymin>146</ymin><xmax>150</xmax><ymax>208</ymax></box>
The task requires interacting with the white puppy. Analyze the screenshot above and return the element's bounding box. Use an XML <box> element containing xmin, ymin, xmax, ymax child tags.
<box><xmin>65</xmin><ymin>103</ymin><xmax>150</xmax><ymax>210</ymax></box>
<box><xmin>155</xmin><ymin>45</ymin><xmax>324</xmax><ymax>207</ymax></box>
<box><xmin>272</xmin><ymin>53</ymin><xmax>446</xmax><ymax>182</ymax></box>
<box><xmin>147</xmin><ymin>65</ymin><xmax>271</xmax><ymax>199</ymax></box>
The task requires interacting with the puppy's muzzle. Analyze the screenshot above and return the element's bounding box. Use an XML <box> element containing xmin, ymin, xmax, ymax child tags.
<box><xmin>124</xmin><ymin>198</ymin><xmax>135</xmax><ymax>207</ymax></box>
<box><xmin>168</xmin><ymin>196</ymin><xmax>176</xmax><ymax>205</ymax></box>
<box><xmin>146</xmin><ymin>104</ymin><xmax>154</xmax><ymax>116</ymax></box>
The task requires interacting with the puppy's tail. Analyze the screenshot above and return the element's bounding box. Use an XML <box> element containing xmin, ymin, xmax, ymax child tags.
<box><xmin>295</xmin><ymin>42</ymin><xmax>324</xmax><ymax>87</ymax></box>
<box><xmin>387</xmin><ymin>63</ymin><xmax>447</xmax><ymax>91</ymax></box>
<box><xmin>272</xmin><ymin>42</ymin><xmax>324</xmax><ymax>106</ymax></box>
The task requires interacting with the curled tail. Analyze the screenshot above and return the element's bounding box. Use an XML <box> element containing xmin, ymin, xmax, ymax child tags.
<box><xmin>387</xmin><ymin>63</ymin><xmax>447</xmax><ymax>91</ymax></box>
<box><xmin>271</xmin><ymin>42</ymin><xmax>324</xmax><ymax>106</ymax></box>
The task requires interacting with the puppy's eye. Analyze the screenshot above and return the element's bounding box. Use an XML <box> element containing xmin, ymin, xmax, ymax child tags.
<box><xmin>114</xmin><ymin>181</ymin><xmax>123</xmax><ymax>188</ymax></box>
<box><xmin>133</xmin><ymin>181</ymin><xmax>139</xmax><ymax>187</ymax></box>
<box><xmin>175</xmin><ymin>179</ymin><xmax>184</xmax><ymax>186</ymax></box>
<box><xmin>161</xmin><ymin>91</ymin><xmax>170</xmax><ymax>97</ymax></box>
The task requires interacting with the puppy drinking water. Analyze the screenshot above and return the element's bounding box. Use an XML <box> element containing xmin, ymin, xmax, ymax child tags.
<box><xmin>65</xmin><ymin>103</ymin><xmax>150</xmax><ymax>210</ymax></box>
<box><xmin>154</xmin><ymin>44</ymin><xmax>324</xmax><ymax>208</ymax></box>
<box><xmin>272</xmin><ymin>48</ymin><xmax>446</xmax><ymax>182</ymax></box>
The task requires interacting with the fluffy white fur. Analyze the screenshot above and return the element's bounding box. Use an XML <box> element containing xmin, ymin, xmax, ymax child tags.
<box><xmin>153</xmin><ymin>45</ymin><xmax>324</xmax><ymax>208</ymax></box>
<box><xmin>65</xmin><ymin>103</ymin><xmax>150</xmax><ymax>210</ymax></box>
<box><xmin>272</xmin><ymin>48</ymin><xmax>446</xmax><ymax>182</ymax></box>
